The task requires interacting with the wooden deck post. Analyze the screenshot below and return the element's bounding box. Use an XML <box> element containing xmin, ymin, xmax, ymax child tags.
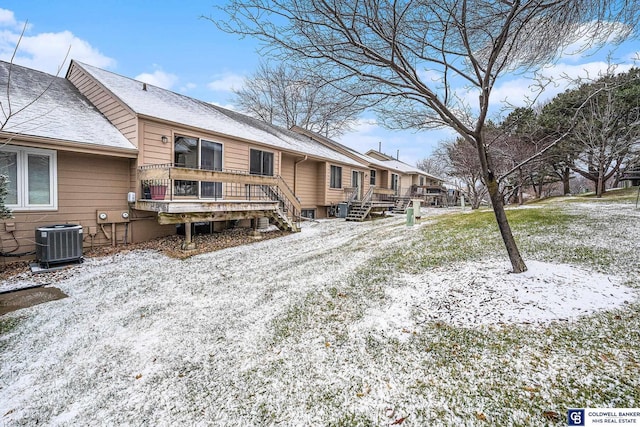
<box><xmin>251</xmin><ymin>215</ymin><xmax>262</xmax><ymax>239</ymax></box>
<box><xmin>182</xmin><ymin>222</ymin><xmax>196</xmax><ymax>250</ymax></box>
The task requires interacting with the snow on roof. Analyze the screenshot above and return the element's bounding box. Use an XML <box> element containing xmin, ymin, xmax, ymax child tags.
<box><xmin>290</xmin><ymin>126</ymin><xmax>446</xmax><ymax>182</ymax></box>
<box><xmin>75</xmin><ymin>62</ymin><xmax>363</xmax><ymax>167</ymax></box>
<box><xmin>0</xmin><ymin>61</ymin><xmax>136</xmax><ymax>152</ymax></box>
<box><xmin>291</xmin><ymin>126</ymin><xmax>396</xmax><ymax>169</ymax></box>
<box><xmin>368</xmin><ymin>152</ymin><xmax>444</xmax><ymax>181</ymax></box>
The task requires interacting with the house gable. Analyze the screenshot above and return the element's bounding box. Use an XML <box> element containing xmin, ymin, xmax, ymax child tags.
<box><xmin>67</xmin><ymin>61</ymin><xmax>138</xmax><ymax>148</ymax></box>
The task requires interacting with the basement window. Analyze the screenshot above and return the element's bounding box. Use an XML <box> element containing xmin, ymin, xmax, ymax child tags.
<box><xmin>301</xmin><ymin>209</ymin><xmax>316</xmax><ymax>219</ymax></box>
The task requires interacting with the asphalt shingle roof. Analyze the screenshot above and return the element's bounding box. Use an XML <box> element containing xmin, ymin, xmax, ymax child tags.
<box><xmin>0</xmin><ymin>61</ymin><xmax>136</xmax><ymax>151</ymax></box>
<box><xmin>75</xmin><ymin>61</ymin><xmax>363</xmax><ymax>167</ymax></box>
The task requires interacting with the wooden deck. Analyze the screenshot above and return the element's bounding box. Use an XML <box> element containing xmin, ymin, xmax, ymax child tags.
<box><xmin>136</xmin><ymin>164</ymin><xmax>301</xmax><ymax>231</ymax></box>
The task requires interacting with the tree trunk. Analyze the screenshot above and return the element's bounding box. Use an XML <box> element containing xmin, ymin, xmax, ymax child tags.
<box><xmin>485</xmin><ymin>178</ymin><xmax>527</xmax><ymax>273</ymax></box>
<box><xmin>517</xmin><ymin>168</ymin><xmax>523</xmax><ymax>205</ymax></box>
<box><xmin>476</xmin><ymin>140</ymin><xmax>527</xmax><ymax>273</ymax></box>
<box><xmin>562</xmin><ymin>167</ymin><xmax>571</xmax><ymax>195</ymax></box>
<box><xmin>596</xmin><ymin>168</ymin><xmax>604</xmax><ymax>197</ymax></box>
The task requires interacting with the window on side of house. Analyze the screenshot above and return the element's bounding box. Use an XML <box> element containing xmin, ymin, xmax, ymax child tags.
<box><xmin>330</xmin><ymin>165</ymin><xmax>342</xmax><ymax>189</ymax></box>
<box><xmin>0</xmin><ymin>145</ymin><xmax>57</xmax><ymax>210</ymax></box>
<box><xmin>351</xmin><ymin>170</ymin><xmax>360</xmax><ymax>188</ymax></box>
<box><xmin>250</xmin><ymin>149</ymin><xmax>274</xmax><ymax>176</ymax></box>
<box><xmin>370</xmin><ymin>170</ymin><xmax>376</xmax><ymax>186</ymax></box>
<box><xmin>301</xmin><ymin>209</ymin><xmax>316</xmax><ymax>219</ymax></box>
<box><xmin>420</xmin><ymin>176</ymin><xmax>425</xmax><ymax>186</ymax></box>
<box><xmin>391</xmin><ymin>173</ymin><xmax>399</xmax><ymax>192</ymax></box>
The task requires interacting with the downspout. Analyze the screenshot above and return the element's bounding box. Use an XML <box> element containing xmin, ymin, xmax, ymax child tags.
<box><xmin>293</xmin><ymin>155</ymin><xmax>308</xmax><ymax>194</ymax></box>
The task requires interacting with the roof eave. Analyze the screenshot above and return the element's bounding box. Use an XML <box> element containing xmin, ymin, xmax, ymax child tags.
<box><xmin>0</xmin><ymin>132</ymin><xmax>139</xmax><ymax>158</ymax></box>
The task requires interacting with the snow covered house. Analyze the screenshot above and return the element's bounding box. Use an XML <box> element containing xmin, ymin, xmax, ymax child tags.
<box><xmin>0</xmin><ymin>59</ymin><xmax>373</xmax><ymax>257</ymax></box>
<box><xmin>365</xmin><ymin>150</ymin><xmax>447</xmax><ymax>207</ymax></box>
<box><xmin>290</xmin><ymin>126</ymin><xmax>447</xmax><ymax>217</ymax></box>
<box><xmin>0</xmin><ymin>61</ymin><xmax>138</xmax><ymax>258</ymax></box>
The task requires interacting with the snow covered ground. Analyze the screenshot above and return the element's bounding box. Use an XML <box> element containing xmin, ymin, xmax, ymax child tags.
<box><xmin>0</xmin><ymin>202</ymin><xmax>638</xmax><ymax>425</ymax></box>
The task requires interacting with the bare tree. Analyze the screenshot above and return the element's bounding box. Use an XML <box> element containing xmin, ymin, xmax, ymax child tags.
<box><xmin>416</xmin><ymin>156</ymin><xmax>447</xmax><ymax>179</ymax></box>
<box><xmin>234</xmin><ymin>61</ymin><xmax>366</xmax><ymax>138</ymax></box>
<box><xmin>435</xmin><ymin>138</ymin><xmax>488</xmax><ymax>209</ymax></box>
<box><xmin>571</xmin><ymin>87</ymin><xmax>639</xmax><ymax>196</ymax></box>
<box><xmin>213</xmin><ymin>1</ymin><xmax>640</xmax><ymax>273</ymax></box>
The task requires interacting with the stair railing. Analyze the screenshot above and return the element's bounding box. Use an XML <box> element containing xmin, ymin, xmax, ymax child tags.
<box><xmin>362</xmin><ymin>186</ymin><xmax>374</xmax><ymax>208</ymax></box>
<box><xmin>273</xmin><ymin>176</ymin><xmax>301</xmax><ymax>230</ymax></box>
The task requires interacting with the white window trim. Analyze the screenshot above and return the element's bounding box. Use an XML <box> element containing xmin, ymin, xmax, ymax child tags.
<box><xmin>330</xmin><ymin>165</ymin><xmax>342</xmax><ymax>189</ymax></box>
<box><xmin>1</xmin><ymin>145</ymin><xmax>57</xmax><ymax>211</ymax></box>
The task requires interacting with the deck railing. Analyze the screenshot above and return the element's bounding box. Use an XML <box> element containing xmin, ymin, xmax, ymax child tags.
<box><xmin>138</xmin><ymin>164</ymin><xmax>301</xmax><ymax>224</ymax></box>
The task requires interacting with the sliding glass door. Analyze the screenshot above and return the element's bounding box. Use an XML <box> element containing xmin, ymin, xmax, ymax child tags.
<box><xmin>174</xmin><ymin>136</ymin><xmax>223</xmax><ymax>198</ymax></box>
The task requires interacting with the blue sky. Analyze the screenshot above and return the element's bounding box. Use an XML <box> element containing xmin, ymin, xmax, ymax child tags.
<box><xmin>1</xmin><ymin>2</ymin><xmax>638</xmax><ymax>165</ymax></box>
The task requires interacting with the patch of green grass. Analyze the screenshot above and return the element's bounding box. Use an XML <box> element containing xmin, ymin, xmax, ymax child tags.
<box><xmin>327</xmin><ymin>412</ymin><xmax>376</xmax><ymax>427</ymax></box>
<box><xmin>270</xmin><ymin>266</ymin><xmax>389</xmax><ymax>345</ymax></box>
<box><xmin>579</xmin><ymin>186</ymin><xmax>639</xmax><ymax>202</ymax></box>
<box><xmin>395</xmin><ymin>306</ymin><xmax>640</xmax><ymax>425</ymax></box>
<box><xmin>0</xmin><ymin>316</ymin><xmax>22</xmax><ymax>353</ymax></box>
<box><xmin>385</xmin><ymin>206</ymin><xmax>576</xmax><ymax>272</ymax></box>
<box><xmin>0</xmin><ymin>316</ymin><xmax>21</xmax><ymax>335</ymax></box>
<box><xmin>260</xmin><ymin>198</ymin><xmax>639</xmax><ymax>424</ymax></box>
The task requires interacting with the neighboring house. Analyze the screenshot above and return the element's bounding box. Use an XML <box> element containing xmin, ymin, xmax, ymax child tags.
<box><xmin>365</xmin><ymin>150</ymin><xmax>447</xmax><ymax>206</ymax></box>
<box><xmin>66</xmin><ymin>61</ymin><xmax>369</xmax><ymax>235</ymax></box>
<box><xmin>0</xmin><ymin>61</ymin><xmax>138</xmax><ymax>257</ymax></box>
<box><xmin>290</xmin><ymin>126</ymin><xmax>396</xmax><ymax>204</ymax></box>
<box><xmin>0</xmin><ymin>59</ymin><xmax>373</xmax><ymax>258</ymax></box>
<box><xmin>0</xmin><ymin>59</ymin><xmax>447</xmax><ymax>261</ymax></box>
<box><xmin>290</xmin><ymin>126</ymin><xmax>447</xmax><ymax>218</ymax></box>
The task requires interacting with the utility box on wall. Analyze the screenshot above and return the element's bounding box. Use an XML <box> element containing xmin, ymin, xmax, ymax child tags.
<box><xmin>35</xmin><ymin>224</ymin><xmax>83</xmax><ymax>268</ymax></box>
<box><xmin>96</xmin><ymin>210</ymin><xmax>130</xmax><ymax>224</ymax></box>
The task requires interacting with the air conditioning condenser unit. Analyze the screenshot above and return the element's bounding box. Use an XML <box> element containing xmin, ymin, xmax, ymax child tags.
<box><xmin>35</xmin><ymin>224</ymin><xmax>83</xmax><ymax>268</ymax></box>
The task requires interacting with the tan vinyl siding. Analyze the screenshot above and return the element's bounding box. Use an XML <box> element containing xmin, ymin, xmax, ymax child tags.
<box><xmin>0</xmin><ymin>151</ymin><xmax>172</xmax><ymax>259</ymax></box>
<box><xmin>294</xmin><ymin>159</ymin><xmax>321</xmax><ymax>207</ymax></box>
<box><xmin>67</xmin><ymin>64</ymin><xmax>138</xmax><ymax>146</ymax></box>
<box><xmin>399</xmin><ymin>173</ymin><xmax>412</xmax><ymax>196</ymax></box>
<box><xmin>380</xmin><ymin>170</ymin><xmax>390</xmax><ymax>189</ymax></box>
<box><xmin>281</xmin><ymin>154</ymin><xmax>295</xmax><ymax>187</ymax></box>
<box><xmin>141</xmin><ymin>121</ymin><xmax>172</xmax><ymax>165</ymax></box>
<box><xmin>139</xmin><ymin>119</ymin><xmax>284</xmax><ymax>175</ymax></box>
<box><xmin>224</xmin><ymin>141</ymin><xmax>248</xmax><ymax>171</ymax></box>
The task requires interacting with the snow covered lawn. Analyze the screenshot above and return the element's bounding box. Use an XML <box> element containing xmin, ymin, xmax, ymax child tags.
<box><xmin>1</xmin><ymin>197</ymin><xmax>639</xmax><ymax>426</ymax></box>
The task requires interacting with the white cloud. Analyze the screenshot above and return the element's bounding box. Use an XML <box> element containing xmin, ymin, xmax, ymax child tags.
<box><xmin>179</xmin><ymin>82</ymin><xmax>197</xmax><ymax>92</ymax></box>
<box><xmin>0</xmin><ymin>8</ymin><xmax>27</xmax><ymax>31</ymax></box>
<box><xmin>207</xmin><ymin>72</ymin><xmax>245</xmax><ymax>92</ymax></box>
<box><xmin>560</xmin><ymin>21</ymin><xmax>632</xmax><ymax>62</ymax></box>
<box><xmin>135</xmin><ymin>69</ymin><xmax>178</xmax><ymax>90</ymax></box>
<box><xmin>488</xmin><ymin>59</ymin><xmax>635</xmax><ymax>109</ymax></box>
<box><xmin>0</xmin><ymin>10</ymin><xmax>115</xmax><ymax>75</ymax></box>
<box><xmin>350</xmin><ymin>118</ymin><xmax>379</xmax><ymax>134</ymax></box>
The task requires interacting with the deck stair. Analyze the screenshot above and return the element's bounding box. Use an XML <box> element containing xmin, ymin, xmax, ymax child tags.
<box><xmin>268</xmin><ymin>207</ymin><xmax>299</xmax><ymax>232</ymax></box>
<box><xmin>345</xmin><ymin>187</ymin><xmax>374</xmax><ymax>222</ymax></box>
<box><xmin>392</xmin><ymin>197</ymin><xmax>411</xmax><ymax>214</ymax></box>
